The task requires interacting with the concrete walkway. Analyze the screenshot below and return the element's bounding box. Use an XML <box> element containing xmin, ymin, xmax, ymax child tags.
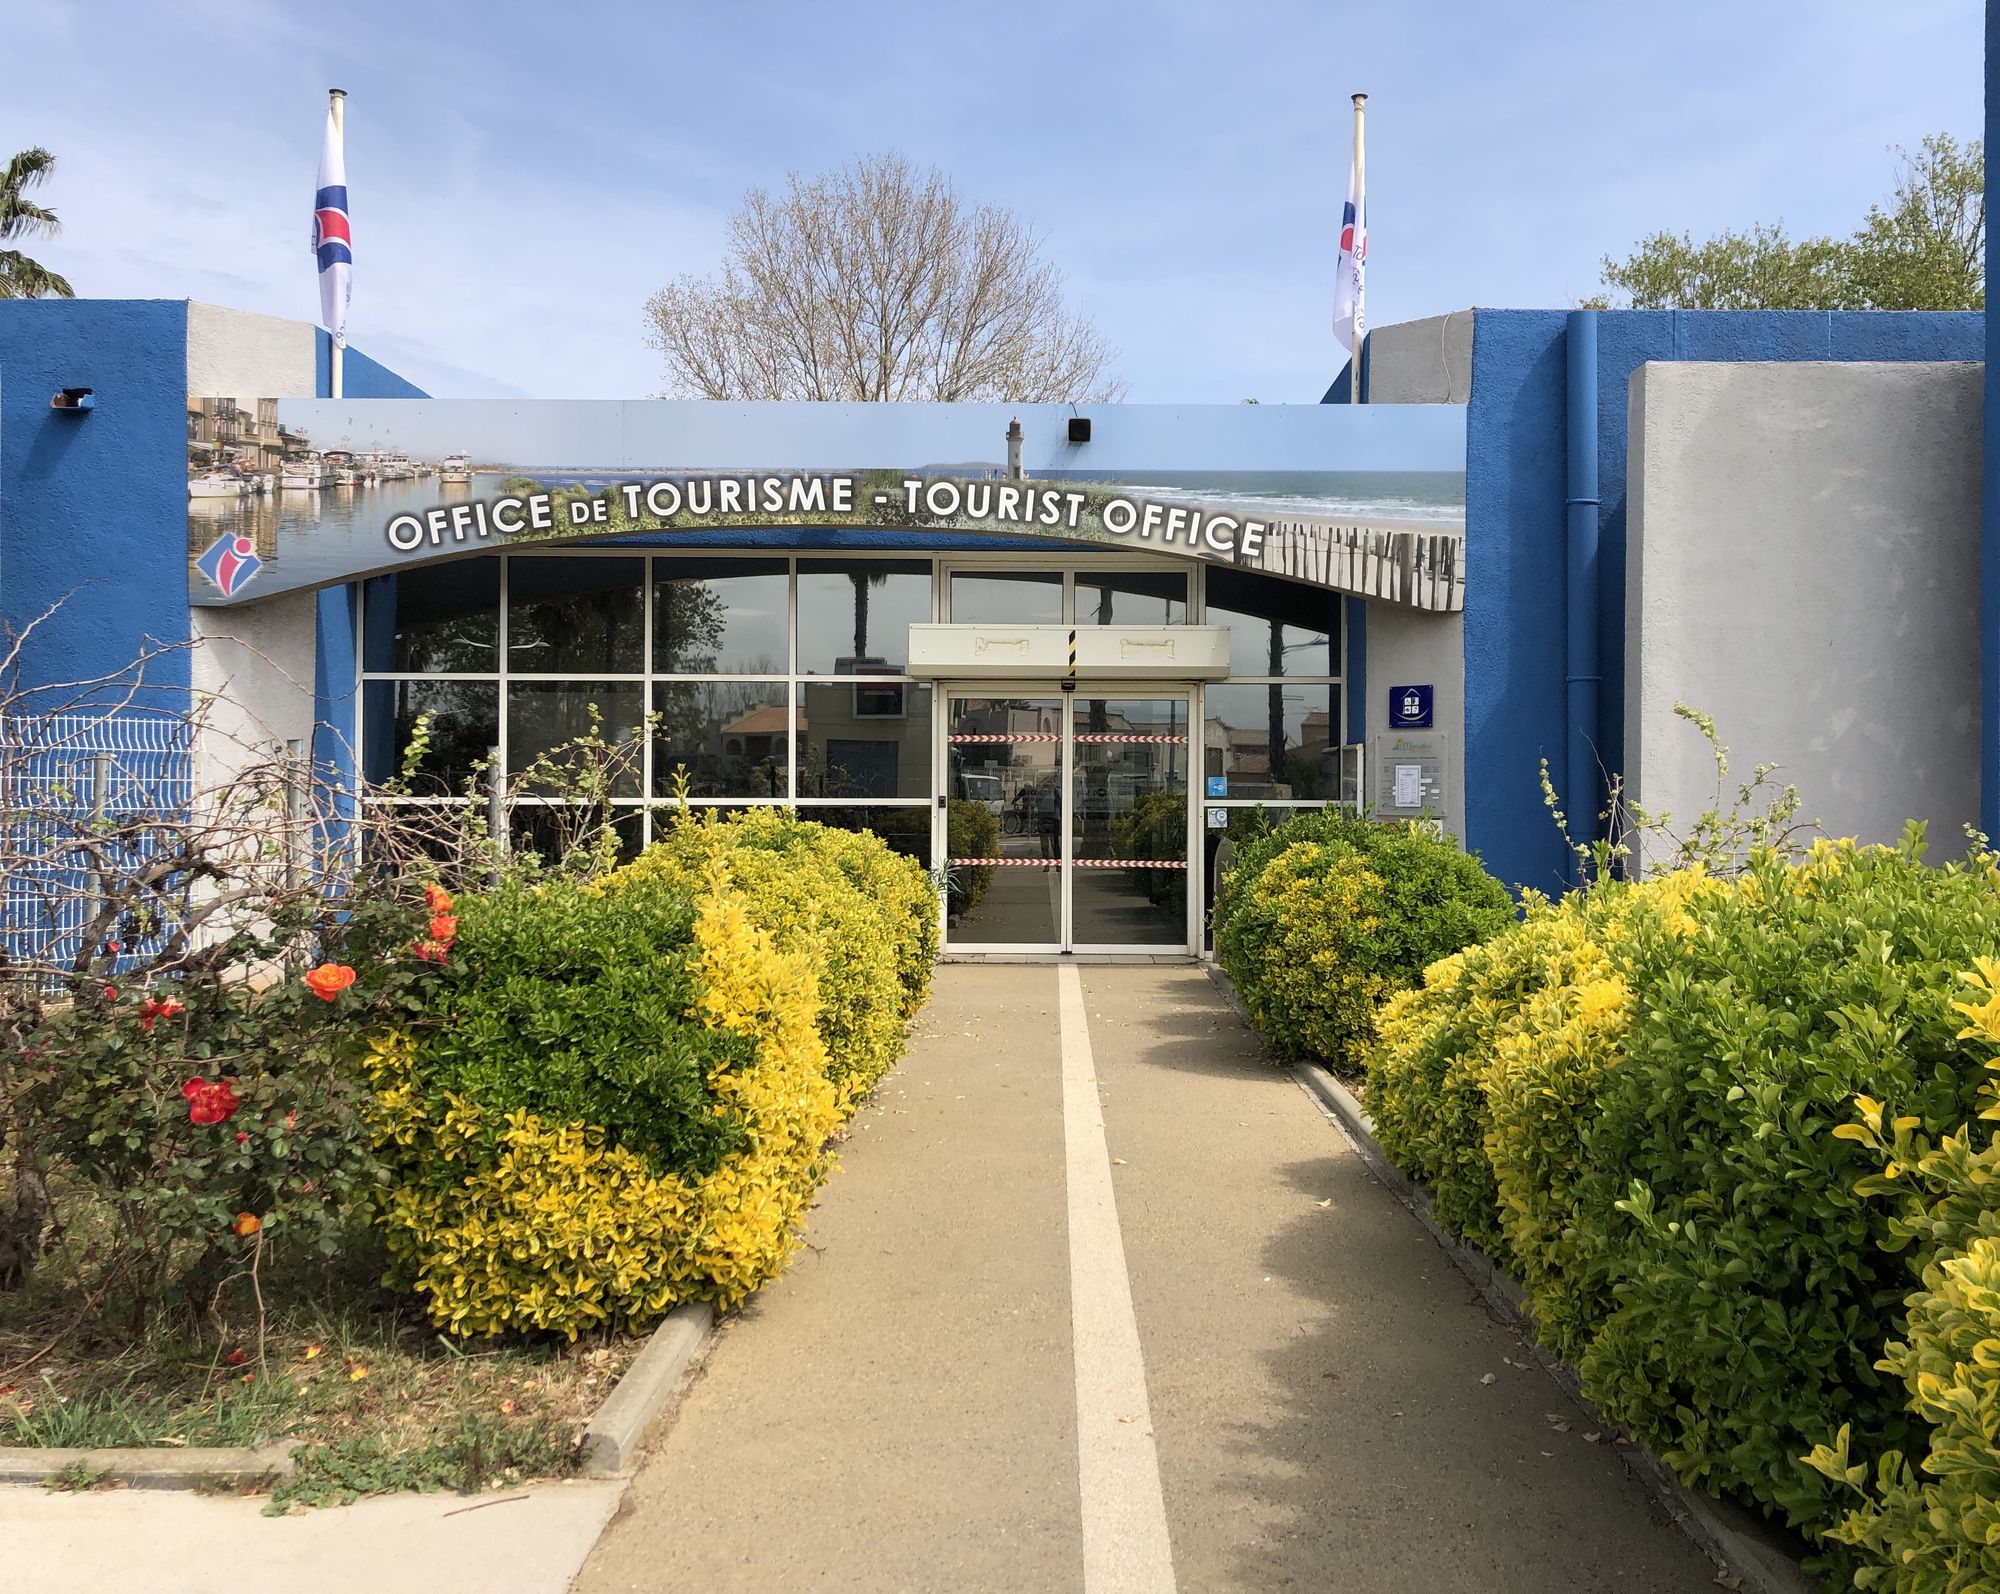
<box><xmin>577</xmin><ymin>965</ymin><xmax>1716</xmax><ymax>1594</ymax></box>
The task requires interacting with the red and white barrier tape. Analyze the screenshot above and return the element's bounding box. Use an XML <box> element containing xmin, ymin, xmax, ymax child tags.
<box><xmin>949</xmin><ymin>857</ymin><xmax>1188</xmax><ymax>870</ymax></box>
<box><xmin>947</xmin><ymin>732</ymin><xmax>1061</xmax><ymax>743</ymax></box>
<box><xmin>1072</xmin><ymin>734</ymin><xmax>1187</xmax><ymax>744</ymax></box>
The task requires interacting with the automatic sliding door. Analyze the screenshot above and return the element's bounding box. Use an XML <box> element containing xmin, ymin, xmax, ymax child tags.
<box><xmin>944</xmin><ymin>695</ymin><xmax>1064</xmax><ymax>949</ymax></box>
<box><xmin>1069</xmin><ymin>695</ymin><xmax>1190</xmax><ymax>950</ymax></box>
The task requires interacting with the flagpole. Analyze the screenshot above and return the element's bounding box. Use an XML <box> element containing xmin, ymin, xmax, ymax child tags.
<box><xmin>327</xmin><ymin>88</ymin><xmax>346</xmax><ymax>400</ymax></box>
<box><xmin>1349</xmin><ymin>92</ymin><xmax>1366</xmax><ymax>405</ymax></box>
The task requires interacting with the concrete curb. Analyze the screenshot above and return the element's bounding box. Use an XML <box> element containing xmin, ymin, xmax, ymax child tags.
<box><xmin>1</xmin><ymin>1301</ymin><xmax>717</xmax><ymax>1492</ymax></box>
<box><xmin>0</xmin><ymin>1441</ymin><xmax>293</xmax><ymax>1490</ymax></box>
<box><xmin>578</xmin><ymin>1301</ymin><xmax>716</xmax><ymax>1475</ymax></box>
<box><xmin>1200</xmin><ymin>961</ymin><xmax>1815</xmax><ymax>1594</ymax></box>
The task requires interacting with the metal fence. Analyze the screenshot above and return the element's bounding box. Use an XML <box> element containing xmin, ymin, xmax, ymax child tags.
<box><xmin>0</xmin><ymin>712</ymin><xmax>195</xmax><ymax>980</ymax></box>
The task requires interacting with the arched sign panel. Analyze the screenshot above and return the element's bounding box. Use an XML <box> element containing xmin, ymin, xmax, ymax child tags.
<box><xmin>185</xmin><ymin>398</ymin><xmax>1466</xmax><ymax>610</ymax></box>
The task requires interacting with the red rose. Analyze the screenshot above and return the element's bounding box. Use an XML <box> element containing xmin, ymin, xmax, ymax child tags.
<box><xmin>183</xmin><ymin>1077</ymin><xmax>241</xmax><ymax>1126</ymax></box>
<box><xmin>223</xmin><ymin>1348</ymin><xmax>248</xmax><ymax>1367</ymax></box>
<box><xmin>235</xmin><ymin>1130</ymin><xmax>250</xmax><ymax>1144</ymax></box>
<box><xmin>304</xmin><ymin>963</ymin><xmax>356</xmax><ymax>1002</ymax></box>
<box><xmin>410</xmin><ymin>938</ymin><xmax>449</xmax><ymax>964</ymax></box>
<box><xmin>102</xmin><ymin>984</ymin><xmax>117</xmax><ymax>1002</ymax></box>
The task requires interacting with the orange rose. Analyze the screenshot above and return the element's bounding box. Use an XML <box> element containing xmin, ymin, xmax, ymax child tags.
<box><xmin>304</xmin><ymin>963</ymin><xmax>356</xmax><ymax>1002</ymax></box>
<box><xmin>428</xmin><ymin>913</ymin><xmax>457</xmax><ymax>943</ymax></box>
<box><xmin>233</xmin><ymin>1212</ymin><xmax>262</xmax><ymax>1237</ymax></box>
<box><xmin>423</xmin><ymin>882</ymin><xmax>453</xmax><ymax>914</ymax></box>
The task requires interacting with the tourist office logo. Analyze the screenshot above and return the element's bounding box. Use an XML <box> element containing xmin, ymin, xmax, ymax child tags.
<box><xmin>195</xmin><ymin>532</ymin><xmax>263</xmax><ymax>598</ymax></box>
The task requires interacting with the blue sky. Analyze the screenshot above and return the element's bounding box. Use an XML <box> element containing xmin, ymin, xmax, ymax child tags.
<box><xmin>4</xmin><ymin>0</ymin><xmax>1983</xmax><ymax>402</ymax></box>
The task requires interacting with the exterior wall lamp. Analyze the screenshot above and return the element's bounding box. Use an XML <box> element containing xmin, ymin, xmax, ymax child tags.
<box><xmin>50</xmin><ymin>387</ymin><xmax>95</xmax><ymax>414</ymax></box>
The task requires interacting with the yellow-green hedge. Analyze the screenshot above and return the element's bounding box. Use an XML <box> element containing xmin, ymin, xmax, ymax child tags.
<box><xmin>1805</xmin><ymin>959</ymin><xmax>2000</xmax><ymax>1590</ymax></box>
<box><xmin>1214</xmin><ymin>810</ymin><xmax>1514</xmax><ymax>1069</ymax></box>
<box><xmin>599</xmin><ymin>809</ymin><xmax>935</xmax><ymax>1113</ymax></box>
<box><xmin>1367</xmin><ymin>836</ymin><xmax>2000</xmax><ymax>1559</ymax></box>
<box><xmin>367</xmin><ymin>813</ymin><xmax>937</xmax><ymax>1339</ymax></box>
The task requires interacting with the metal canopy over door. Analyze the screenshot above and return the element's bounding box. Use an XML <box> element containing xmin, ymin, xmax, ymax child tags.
<box><xmin>942</xmin><ymin>689</ymin><xmax>1193</xmax><ymax>954</ymax></box>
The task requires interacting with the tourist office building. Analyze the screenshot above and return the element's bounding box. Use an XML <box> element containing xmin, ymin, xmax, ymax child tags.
<box><xmin>0</xmin><ymin>299</ymin><xmax>1988</xmax><ymax>961</ymax></box>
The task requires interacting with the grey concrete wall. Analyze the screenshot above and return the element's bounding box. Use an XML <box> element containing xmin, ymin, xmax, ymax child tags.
<box><xmin>1364</xmin><ymin>606</ymin><xmax>1466</xmax><ymax>840</ymax></box>
<box><xmin>1364</xmin><ymin>312</ymin><xmax>1475</xmax><ymax>404</ymax></box>
<box><xmin>191</xmin><ymin>589</ymin><xmax>320</xmax><ymax>771</ymax></box>
<box><xmin>1625</xmin><ymin>360</ymin><xmax>1982</xmax><ymax>868</ymax></box>
<box><xmin>1357</xmin><ymin>313</ymin><xmax>1472</xmax><ymax>844</ymax></box>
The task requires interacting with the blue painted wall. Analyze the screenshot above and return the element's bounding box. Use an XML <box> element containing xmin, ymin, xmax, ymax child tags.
<box><xmin>0</xmin><ymin>299</ymin><xmax>192</xmax><ymax>700</ymax></box>
<box><xmin>1460</xmin><ymin>307</ymin><xmax>1984</xmax><ymax>894</ymax></box>
<box><xmin>1986</xmin><ymin>0</ymin><xmax>1999</xmax><ymax>838</ymax></box>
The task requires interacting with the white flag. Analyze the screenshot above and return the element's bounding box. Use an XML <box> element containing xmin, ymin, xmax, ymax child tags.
<box><xmin>311</xmin><ymin>106</ymin><xmax>351</xmax><ymax>346</ymax></box>
<box><xmin>1333</xmin><ymin>142</ymin><xmax>1366</xmax><ymax>353</ymax></box>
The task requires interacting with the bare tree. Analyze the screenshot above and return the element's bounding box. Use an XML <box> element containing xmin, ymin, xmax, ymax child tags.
<box><xmin>646</xmin><ymin>154</ymin><xmax>1124</xmax><ymax>402</ymax></box>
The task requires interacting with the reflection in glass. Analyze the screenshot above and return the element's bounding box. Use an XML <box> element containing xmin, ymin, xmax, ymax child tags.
<box><xmin>1201</xmin><ymin>803</ymin><xmax>1328</xmax><ymax>949</ymax></box>
<box><xmin>948</xmin><ymin>570</ymin><xmax>1062</xmax><ymax>625</ymax></box>
<box><xmin>510</xmin><ymin>804</ymin><xmax>644</xmax><ymax>868</ymax></box>
<box><xmin>652</xmin><ymin>680</ymin><xmax>789</xmax><ymax>798</ymax></box>
<box><xmin>506</xmin><ymin>681</ymin><xmax>645</xmax><ymax>796</ymax></box>
<box><xmin>797</xmin><ymin>559</ymin><xmax>929</xmax><ymax>674</ymax></box>
<box><xmin>1074</xmin><ymin>570</ymin><xmax>1188</xmax><ymax>626</ymax></box>
<box><xmin>364</xmin><ymin>561</ymin><xmax>501</xmax><ymax>674</ymax></box>
<box><xmin>797</xmin><ymin>805</ymin><xmax>932</xmax><ymax>869</ymax></box>
<box><xmin>508</xmin><ymin>558</ymin><xmax>645</xmax><ymax>674</ymax></box>
<box><xmin>362</xmin><ymin>679</ymin><xmax>498</xmax><ymax>791</ymax></box>
<box><xmin>654</xmin><ymin>559</ymin><xmax>788</xmax><ymax>674</ymax></box>
<box><xmin>944</xmin><ymin>695</ymin><xmax>1063</xmax><ymax>945</ymax></box>
<box><xmin>1205</xmin><ymin>566</ymin><xmax>1336</xmax><ymax>677</ymax></box>
<box><xmin>1203</xmin><ymin>683</ymin><xmax>1337</xmax><ymax>800</ymax></box>
<box><xmin>1070</xmin><ymin>697</ymin><xmax>1188</xmax><ymax>946</ymax></box>
<box><xmin>797</xmin><ymin>682</ymin><xmax>931</xmax><ymax>799</ymax></box>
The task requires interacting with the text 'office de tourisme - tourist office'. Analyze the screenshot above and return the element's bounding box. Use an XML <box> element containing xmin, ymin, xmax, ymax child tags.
<box><xmin>0</xmin><ymin>298</ymin><xmax>1986</xmax><ymax>957</ymax></box>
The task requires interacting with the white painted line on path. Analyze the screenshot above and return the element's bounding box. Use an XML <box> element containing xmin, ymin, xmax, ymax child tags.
<box><xmin>1058</xmin><ymin>963</ymin><xmax>1178</xmax><ymax>1594</ymax></box>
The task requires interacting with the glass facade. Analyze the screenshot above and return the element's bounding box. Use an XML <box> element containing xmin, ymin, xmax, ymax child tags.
<box><xmin>359</xmin><ymin>551</ymin><xmax>1346</xmax><ymax>938</ymax></box>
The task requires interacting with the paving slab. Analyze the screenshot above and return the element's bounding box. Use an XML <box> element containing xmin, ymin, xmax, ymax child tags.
<box><xmin>578</xmin><ymin>963</ymin><xmax>1720</xmax><ymax>1593</ymax></box>
<box><xmin>1081</xmin><ymin>965</ymin><xmax>1715</xmax><ymax>1594</ymax></box>
<box><xmin>0</xmin><ymin>1476</ymin><xmax>625</xmax><ymax>1594</ymax></box>
<box><xmin>575</xmin><ymin>964</ymin><xmax>1082</xmax><ymax>1593</ymax></box>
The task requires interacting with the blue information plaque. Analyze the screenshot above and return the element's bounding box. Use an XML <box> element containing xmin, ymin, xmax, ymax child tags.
<box><xmin>1389</xmin><ymin>684</ymin><xmax>1433</xmax><ymax>729</ymax></box>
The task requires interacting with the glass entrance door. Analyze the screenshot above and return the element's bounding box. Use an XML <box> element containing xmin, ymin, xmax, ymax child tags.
<box><xmin>1068</xmin><ymin>695</ymin><xmax>1191</xmax><ymax>949</ymax></box>
<box><xmin>943</xmin><ymin>691</ymin><xmax>1191</xmax><ymax>953</ymax></box>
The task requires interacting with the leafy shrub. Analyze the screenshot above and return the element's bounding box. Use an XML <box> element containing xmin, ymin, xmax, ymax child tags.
<box><xmin>1573</xmin><ymin>838</ymin><xmax>2000</xmax><ymax>1532</ymax></box>
<box><xmin>387</xmin><ymin>876</ymin><xmax>748</xmax><ymax>1173</ymax></box>
<box><xmin>1215</xmin><ymin>812</ymin><xmax>1512</xmax><ymax>1067</ymax></box>
<box><xmin>368</xmin><ymin>885</ymin><xmax>839</xmax><ymax>1337</ymax></box>
<box><xmin>945</xmin><ymin>798</ymin><xmax>999</xmax><ymax>913</ymax></box>
<box><xmin>1370</xmin><ymin>873</ymin><xmax>1715</xmax><ymax>1348</ymax></box>
<box><xmin>13</xmin><ymin>887</ymin><xmax>438</xmax><ymax>1323</ymax></box>
<box><xmin>1367</xmin><ymin>833</ymin><xmax>2000</xmax><ymax>1550</ymax></box>
<box><xmin>1110</xmin><ymin>791</ymin><xmax>1188</xmax><ymax>915</ymax></box>
<box><xmin>1804</xmin><ymin>960</ymin><xmax>2000</xmax><ymax>1589</ymax></box>
<box><xmin>601</xmin><ymin>809</ymin><xmax>933</xmax><ymax>1110</ymax></box>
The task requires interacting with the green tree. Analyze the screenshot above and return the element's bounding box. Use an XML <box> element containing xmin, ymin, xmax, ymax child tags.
<box><xmin>1587</xmin><ymin>134</ymin><xmax>1982</xmax><ymax>312</ymax></box>
<box><xmin>0</xmin><ymin>147</ymin><xmax>74</xmax><ymax>300</ymax></box>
